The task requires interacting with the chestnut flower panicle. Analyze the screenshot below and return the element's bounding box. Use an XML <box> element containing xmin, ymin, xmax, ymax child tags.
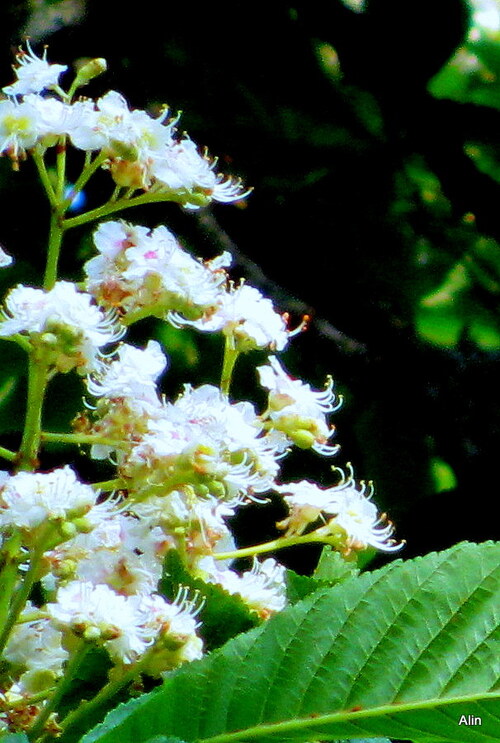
<box><xmin>0</xmin><ymin>43</ymin><xmax>405</xmax><ymax>737</ymax></box>
<box><xmin>1</xmin><ymin>44</ymin><xmax>249</xmax><ymax>209</ymax></box>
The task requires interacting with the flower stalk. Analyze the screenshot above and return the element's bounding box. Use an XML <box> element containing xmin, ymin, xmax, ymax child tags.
<box><xmin>17</xmin><ymin>353</ymin><xmax>50</xmax><ymax>472</ymax></box>
<box><xmin>28</xmin><ymin>640</ymin><xmax>90</xmax><ymax>742</ymax></box>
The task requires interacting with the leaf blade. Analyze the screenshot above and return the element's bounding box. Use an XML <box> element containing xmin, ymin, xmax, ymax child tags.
<box><xmin>82</xmin><ymin>542</ymin><xmax>500</xmax><ymax>743</ymax></box>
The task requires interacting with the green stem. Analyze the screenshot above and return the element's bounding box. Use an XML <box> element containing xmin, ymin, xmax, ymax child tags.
<box><xmin>41</xmin><ymin>431</ymin><xmax>128</xmax><ymax>448</ymax></box>
<box><xmin>0</xmin><ymin>445</ymin><xmax>16</xmax><ymax>462</ymax></box>
<box><xmin>57</xmin><ymin>646</ymin><xmax>158</xmax><ymax>740</ymax></box>
<box><xmin>43</xmin><ymin>210</ymin><xmax>65</xmax><ymax>290</ymax></box>
<box><xmin>0</xmin><ymin>530</ymin><xmax>22</xmax><ymax>642</ymax></box>
<box><xmin>214</xmin><ymin>532</ymin><xmax>342</xmax><ymax>561</ymax></box>
<box><xmin>62</xmin><ymin>190</ymin><xmax>182</xmax><ymax>231</ymax></box>
<box><xmin>52</xmin><ymin>84</ymin><xmax>70</xmax><ymax>103</ymax></box>
<box><xmin>28</xmin><ymin>641</ymin><xmax>90</xmax><ymax>742</ymax></box>
<box><xmin>0</xmin><ymin>526</ymin><xmax>51</xmax><ymax>656</ymax></box>
<box><xmin>90</xmin><ymin>478</ymin><xmax>127</xmax><ymax>492</ymax></box>
<box><xmin>61</xmin><ymin>151</ymin><xmax>108</xmax><ymax>211</ymax></box>
<box><xmin>2</xmin><ymin>687</ymin><xmax>55</xmax><ymax>711</ymax></box>
<box><xmin>32</xmin><ymin>146</ymin><xmax>57</xmax><ymax>208</ymax></box>
<box><xmin>110</xmin><ymin>185</ymin><xmax>121</xmax><ymax>202</ymax></box>
<box><xmin>121</xmin><ymin>305</ymin><xmax>161</xmax><ymax>326</ymax></box>
<box><xmin>6</xmin><ymin>333</ymin><xmax>32</xmax><ymax>352</ymax></box>
<box><xmin>220</xmin><ymin>336</ymin><xmax>240</xmax><ymax>396</ymax></box>
<box><xmin>55</xmin><ymin>137</ymin><xmax>67</xmax><ymax>201</ymax></box>
<box><xmin>17</xmin><ymin>354</ymin><xmax>50</xmax><ymax>472</ymax></box>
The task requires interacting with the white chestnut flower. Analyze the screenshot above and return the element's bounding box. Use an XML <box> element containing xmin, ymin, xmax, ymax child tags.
<box><xmin>0</xmin><ymin>281</ymin><xmax>124</xmax><ymax>372</ymax></box>
<box><xmin>258</xmin><ymin>355</ymin><xmax>341</xmax><ymax>455</ymax></box>
<box><xmin>276</xmin><ymin>466</ymin><xmax>402</xmax><ymax>553</ymax></box>
<box><xmin>0</xmin><ymin>98</ymin><xmax>39</xmax><ymax>162</ymax></box>
<box><xmin>47</xmin><ymin>581</ymin><xmax>150</xmax><ymax>664</ymax></box>
<box><xmin>45</xmin><ymin>512</ymin><xmax>168</xmax><ymax>596</ymax></box>
<box><xmin>68</xmin><ymin>90</ymin><xmax>174</xmax><ymax>159</ymax></box>
<box><xmin>2</xmin><ymin>42</ymin><xmax>67</xmax><ymax>96</ymax></box>
<box><xmin>150</xmin><ymin>136</ymin><xmax>250</xmax><ymax>208</ymax></box>
<box><xmin>84</xmin><ymin>220</ymin><xmax>230</xmax><ymax>321</ymax></box>
<box><xmin>0</xmin><ymin>245</ymin><xmax>13</xmax><ymax>267</ymax></box>
<box><xmin>3</xmin><ymin>609</ymin><xmax>68</xmax><ymax>692</ymax></box>
<box><xmin>198</xmin><ymin>556</ymin><xmax>287</xmax><ymax>619</ymax></box>
<box><xmin>0</xmin><ymin>466</ymin><xmax>97</xmax><ymax>530</ymax></box>
<box><xmin>132</xmin><ymin>589</ymin><xmax>204</xmax><ymax>674</ymax></box>
<box><xmin>170</xmin><ymin>283</ymin><xmax>290</xmax><ymax>352</ymax></box>
<box><xmin>124</xmin><ymin>384</ymin><xmax>281</xmax><ymax>502</ymax></box>
<box><xmin>22</xmin><ymin>94</ymin><xmax>73</xmax><ymax>147</ymax></box>
<box><xmin>131</xmin><ymin>492</ymin><xmax>236</xmax><ymax>563</ymax></box>
<box><xmin>47</xmin><ymin>581</ymin><xmax>203</xmax><ymax>668</ymax></box>
<box><xmin>87</xmin><ymin>340</ymin><xmax>167</xmax><ymax>404</ymax></box>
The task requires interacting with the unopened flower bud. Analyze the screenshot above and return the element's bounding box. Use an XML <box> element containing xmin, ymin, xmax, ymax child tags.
<box><xmin>107</xmin><ymin>139</ymin><xmax>139</xmax><ymax>162</ymax></box>
<box><xmin>73</xmin><ymin>57</ymin><xmax>107</xmax><ymax>88</ymax></box>
<box><xmin>83</xmin><ymin>626</ymin><xmax>101</xmax><ymax>642</ymax></box>
<box><xmin>290</xmin><ymin>429</ymin><xmax>316</xmax><ymax>449</ymax></box>
<box><xmin>57</xmin><ymin>521</ymin><xmax>78</xmax><ymax>541</ymax></box>
<box><xmin>72</xmin><ymin>516</ymin><xmax>94</xmax><ymax>534</ymax></box>
<box><xmin>207</xmin><ymin>481</ymin><xmax>226</xmax><ymax>500</ymax></box>
<box><xmin>40</xmin><ymin>332</ymin><xmax>58</xmax><ymax>349</ymax></box>
<box><xmin>110</xmin><ymin>159</ymin><xmax>145</xmax><ymax>188</ymax></box>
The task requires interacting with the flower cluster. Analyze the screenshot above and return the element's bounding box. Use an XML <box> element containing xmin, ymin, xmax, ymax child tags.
<box><xmin>0</xmin><ymin>466</ymin><xmax>203</xmax><ymax>696</ymax></box>
<box><xmin>0</xmin><ymin>281</ymin><xmax>123</xmax><ymax>372</ymax></box>
<box><xmin>83</xmin><ymin>219</ymin><xmax>292</xmax><ymax>350</ymax></box>
<box><xmin>0</xmin><ymin>44</ymin><xmax>247</xmax><ymax>207</ymax></box>
<box><xmin>0</xmin><ymin>44</ymin><xmax>402</xmax><ymax>739</ymax></box>
<box><xmin>84</xmin><ymin>220</ymin><xmax>231</xmax><ymax>322</ymax></box>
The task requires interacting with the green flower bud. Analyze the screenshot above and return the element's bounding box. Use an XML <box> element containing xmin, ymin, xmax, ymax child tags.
<box><xmin>73</xmin><ymin>57</ymin><xmax>107</xmax><ymax>87</ymax></box>
<box><xmin>290</xmin><ymin>429</ymin><xmax>316</xmax><ymax>449</ymax></box>
<box><xmin>71</xmin><ymin>516</ymin><xmax>93</xmax><ymax>534</ymax></box>
<box><xmin>107</xmin><ymin>139</ymin><xmax>139</xmax><ymax>162</ymax></box>
<box><xmin>83</xmin><ymin>626</ymin><xmax>101</xmax><ymax>642</ymax></box>
<box><xmin>207</xmin><ymin>480</ymin><xmax>227</xmax><ymax>500</ymax></box>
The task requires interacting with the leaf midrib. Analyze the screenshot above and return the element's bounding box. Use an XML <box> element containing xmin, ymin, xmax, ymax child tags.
<box><xmin>196</xmin><ymin>689</ymin><xmax>500</xmax><ymax>743</ymax></box>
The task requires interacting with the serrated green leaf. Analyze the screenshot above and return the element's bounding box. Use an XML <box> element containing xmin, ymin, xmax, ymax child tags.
<box><xmin>285</xmin><ymin>569</ymin><xmax>320</xmax><ymax>603</ymax></box>
<box><xmin>82</xmin><ymin>542</ymin><xmax>500</xmax><ymax>743</ymax></box>
<box><xmin>287</xmin><ymin>550</ymin><xmax>359</xmax><ymax>603</ymax></box>
<box><xmin>160</xmin><ymin>551</ymin><xmax>258</xmax><ymax>651</ymax></box>
<box><xmin>314</xmin><ymin>548</ymin><xmax>359</xmax><ymax>583</ymax></box>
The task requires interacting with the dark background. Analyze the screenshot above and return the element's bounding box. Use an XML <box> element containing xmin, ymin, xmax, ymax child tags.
<box><xmin>1</xmin><ymin>0</ymin><xmax>500</xmax><ymax>565</ymax></box>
